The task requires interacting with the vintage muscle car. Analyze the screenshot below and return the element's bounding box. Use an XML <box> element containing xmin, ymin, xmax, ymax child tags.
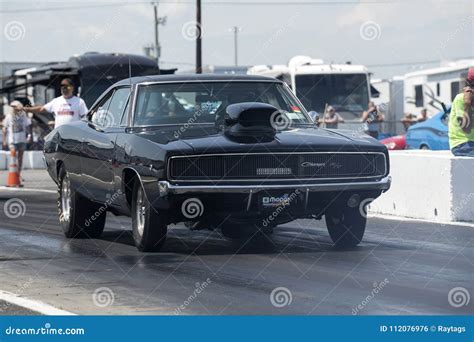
<box><xmin>44</xmin><ymin>74</ymin><xmax>391</xmax><ymax>252</ymax></box>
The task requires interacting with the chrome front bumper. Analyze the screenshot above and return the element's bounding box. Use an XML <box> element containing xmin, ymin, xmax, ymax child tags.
<box><xmin>158</xmin><ymin>176</ymin><xmax>391</xmax><ymax>196</ymax></box>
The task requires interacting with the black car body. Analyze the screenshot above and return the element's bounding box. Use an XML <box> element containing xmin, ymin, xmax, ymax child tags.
<box><xmin>44</xmin><ymin>74</ymin><xmax>391</xmax><ymax>251</ymax></box>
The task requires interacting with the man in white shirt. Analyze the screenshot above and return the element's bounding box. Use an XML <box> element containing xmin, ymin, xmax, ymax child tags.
<box><xmin>25</xmin><ymin>78</ymin><xmax>88</xmax><ymax>128</ymax></box>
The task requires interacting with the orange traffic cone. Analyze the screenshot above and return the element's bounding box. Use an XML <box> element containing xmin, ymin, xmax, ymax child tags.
<box><xmin>6</xmin><ymin>149</ymin><xmax>21</xmax><ymax>187</ymax></box>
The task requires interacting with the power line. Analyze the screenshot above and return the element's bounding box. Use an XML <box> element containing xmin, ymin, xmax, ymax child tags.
<box><xmin>160</xmin><ymin>57</ymin><xmax>474</xmax><ymax>68</ymax></box>
<box><xmin>367</xmin><ymin>57</ymin><xmax>474</xmax><ymax>68</ymax></box>
<box><xmin>1</xmin><ymin>0</ymin><xmax>467</xmax><ymax>14</ymax></box>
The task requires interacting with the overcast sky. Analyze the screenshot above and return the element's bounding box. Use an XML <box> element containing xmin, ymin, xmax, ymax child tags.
<box><xmin>0</xmin><ymin>0</ymin><xmax>473</xmax><ymax>78</ymax></box>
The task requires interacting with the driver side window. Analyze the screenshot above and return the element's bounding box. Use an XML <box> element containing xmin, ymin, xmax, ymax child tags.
<box><xmin>90</xmin><ymin>92</ymin><xmax>113</xmax><ymax>126</ymax></box>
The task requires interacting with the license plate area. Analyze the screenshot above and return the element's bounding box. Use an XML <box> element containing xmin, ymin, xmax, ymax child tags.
<box><xmin>258</xmin><ymin>191</ymin><xmax>298</xmax><ymax>211</ymax></box>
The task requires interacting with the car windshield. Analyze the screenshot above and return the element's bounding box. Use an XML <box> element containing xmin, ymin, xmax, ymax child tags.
<box><xmin>133</xmin><ymin>81</ymin><xmax>310</xmax><ymax>126</ymax></box>
<box><xmin>295</xmin><ymin>74</ymin><xmax>369</xmax><ymax>114</ymax></box>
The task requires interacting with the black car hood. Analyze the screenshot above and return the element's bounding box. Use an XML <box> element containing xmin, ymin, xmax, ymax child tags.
<box><xmin>133</xmin><ymin>124</ymin><xmax>386</xmax><ymax>155</ymax></box>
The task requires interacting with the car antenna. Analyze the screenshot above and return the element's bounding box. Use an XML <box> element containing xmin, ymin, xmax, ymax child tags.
<box><xmin>128</xmin><ymin>54</ymin><xmax>132</xmax><ymax>89</ymax></box>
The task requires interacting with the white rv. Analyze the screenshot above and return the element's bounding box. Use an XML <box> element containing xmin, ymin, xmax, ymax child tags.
<box><xmin>248</xmin><ymin>56</ymin><xmax>372</xmax><ymax>123</ymax></box>
<box><xmin>403</xmin><ymin>60</ymin><xmax>473</xmax><ymax>117</ymax></box>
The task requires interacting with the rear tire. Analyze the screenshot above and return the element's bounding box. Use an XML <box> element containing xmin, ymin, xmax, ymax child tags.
<box><xmin>325</xmin><ymin>205</ymin><xmax>366</xmax><ymax>248</ymax></box>
<box><xmin>131</xmin><ymin>180</ymin><xmax>167</xmax><ymax>252</ymax></box>
<box><xmin>58</xmin><ymin>166</ymin><xmax>106</xmax><ymax>239</ymax></box>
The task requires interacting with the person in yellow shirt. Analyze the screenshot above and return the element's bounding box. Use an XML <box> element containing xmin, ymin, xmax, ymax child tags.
<box><xmin>449</xmin><ymin>68</ymin><xmax>474</xmax><ymax>157</ymax></box>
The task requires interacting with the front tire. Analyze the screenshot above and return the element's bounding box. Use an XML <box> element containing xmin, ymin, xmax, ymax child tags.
<box><xmin>58</xmin><ymin>166</ymin><xmax>106</xmax><ymax>238</ymax></box>
<box><xmin>325</xmin><ymin>205</ymin><xmax>366</xmax><ymax>248</ymax></box>
<box><xmin>131</xmin><ymin>180</ymin><xmax>168</xmax><ymax>252</ymax></box>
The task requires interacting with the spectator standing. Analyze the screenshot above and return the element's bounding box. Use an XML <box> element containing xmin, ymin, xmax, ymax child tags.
<box><xmin>25</xmin><ymin>78</ymin><xmax>88</xmax><ymax>128</ymax></box>
<box><xmin>449</xmin><ymin>68</ymin><xmax>474</xmax><ymax>156</ymax></box>
<box><xmin>401</xmin><ymin>112</ymin><xmax>416</xmax><ymax>131</ymax></box>
<box><xmin>401</xmin><ymin>108</ymin><xmax>428</xmax><ymax>131</ymax></box>
<box><xmin>322</xmin><ymin>106</ymin><xmax>344</xmax><ymax>129</ymax></box>
<box><xmin>362</xmin><ymin>101</ymin><xmax>384</xmax><ymax>139</ymax></box>
<box><xmin>417</xmin><ymin>108</ymin><xmax>428</xmax><ymax>123</ymax></box>
<box><xmin>2</xmin><ymin>101</ymin><xmax>31</xmax><ymax>177</ymax></box>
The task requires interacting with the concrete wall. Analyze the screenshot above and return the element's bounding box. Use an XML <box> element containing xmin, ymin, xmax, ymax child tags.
<box><xmin>370</xmin><ymin>150</ymin><xmax>474</xmax><ymax>223</ymax></box>
<box><xmin>0</xmin><ymin>151</ymin><xmax>6</xmax><ymax>170</ymax></box>
<box><xmin>22</xmin><ymin>151</ymin><xmax>46</xmax><ymax>169</ymax></box>
<box><xmin>0</xmin><ymin>151</ymin><xmax>45</xmax><ymax>170</ymax></box>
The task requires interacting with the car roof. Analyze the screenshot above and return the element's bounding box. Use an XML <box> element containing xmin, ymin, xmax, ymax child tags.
<box><xmin>114</xmin><ymin>73</ymin><xmax>280</xmax><ymax>87</ymax></box>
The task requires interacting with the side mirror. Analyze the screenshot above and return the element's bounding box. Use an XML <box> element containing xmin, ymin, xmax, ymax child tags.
<box><xmin>308</xmin><ymin>111</ymin><xmax>320</xmax><ymax>126</ymax></box>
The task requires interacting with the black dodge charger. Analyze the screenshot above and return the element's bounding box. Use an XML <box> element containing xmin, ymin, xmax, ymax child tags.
<box><xmin>44</xmin><ymin>74</ymin><xmax>391</xmax><ymax>252</ymax></box>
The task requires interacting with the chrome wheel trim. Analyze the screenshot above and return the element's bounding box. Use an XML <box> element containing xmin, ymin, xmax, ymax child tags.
<box><xmin>61</xmin><ymin>175</ymin><xmax>71</xmax><ymax>222</ymax></box>
<box><xmin>136</xmin><ymin>186</ymin><xmax>146</xmax><ymax>237</ymax></box>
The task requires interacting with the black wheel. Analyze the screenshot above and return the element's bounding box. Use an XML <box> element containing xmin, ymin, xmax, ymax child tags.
<box><xmin>131</xmin><ymin>180</ymin><xmax>167</xmax><ymax>252</ymax></box>
<box><xmin>325</xmin><ymin>205</ymin><xmax>366</xmax><ymax>248</ymax></box>
<box><xmin>58</xmin><ymin>166</ymin><xmax>106</xmax><ymax>238</ymax></box>
<box><xmin>420</xmin><ymin>144</ymin><xmax>429</xmax><ymax>150</ymax></box>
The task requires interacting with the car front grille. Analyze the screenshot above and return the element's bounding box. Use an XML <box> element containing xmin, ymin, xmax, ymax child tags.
<box><xmin>168</xmin><ymin>152</ymin><xmax>387</xmax><ymax>182</ymax></box>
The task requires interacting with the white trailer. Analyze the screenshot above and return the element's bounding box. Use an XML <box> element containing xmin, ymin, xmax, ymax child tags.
<box><xmin>248</xmin><ymin>56</ymin><xmax>372</xmax><ymax>126</ymax></box>
<box><xmin>403</xmin><ymin>60</ymin><xmax>473</xmax><ymax>117</ymax></box>
<box><xmin>371</xmin><ymin>77</ymin><xmax>404</xmax><ymax>134</ymax></box>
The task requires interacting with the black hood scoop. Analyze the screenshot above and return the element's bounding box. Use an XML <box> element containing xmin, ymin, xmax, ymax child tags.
<box><xmin>224</xmin><ymin>102</ymin><xmax>280</xmax><ymax>143</ymax></box>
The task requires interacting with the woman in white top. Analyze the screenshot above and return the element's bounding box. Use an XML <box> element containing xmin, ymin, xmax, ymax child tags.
<box><xmin>2</xmin><ymin>101</ymin><xmax>32</xmax><ymax>176</ymax></box>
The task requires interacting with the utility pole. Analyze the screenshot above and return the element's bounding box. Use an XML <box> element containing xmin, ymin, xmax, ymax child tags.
<box><xmin>231</xmin><ymin>26</ymin><xmax>241</xmax><ymax>66</ymax></box>
<box><xmin>153</xmin><ymin>1</ymin><xmax>167</xmax><ymax>74</ymax></box>
<box><xmin>196</xmin><ymin>0</ymin><xmax>202</xmax><ymax>73</ymax></box>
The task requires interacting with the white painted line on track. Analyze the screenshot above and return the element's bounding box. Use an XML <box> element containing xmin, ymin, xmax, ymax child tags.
<box><xmin>369</xmin><ymin>213</ymin><xmax>474</xmax><ymax>228</ymax></box>
<box><xmin>0</xmin><ymin>186</ymin><xmax>56</xmax><ymax>194</ymax></box>
<box><xmin>0</xmin><ymin>289</ymin><xmax>76</xmax><ymax>315</ymax></box>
